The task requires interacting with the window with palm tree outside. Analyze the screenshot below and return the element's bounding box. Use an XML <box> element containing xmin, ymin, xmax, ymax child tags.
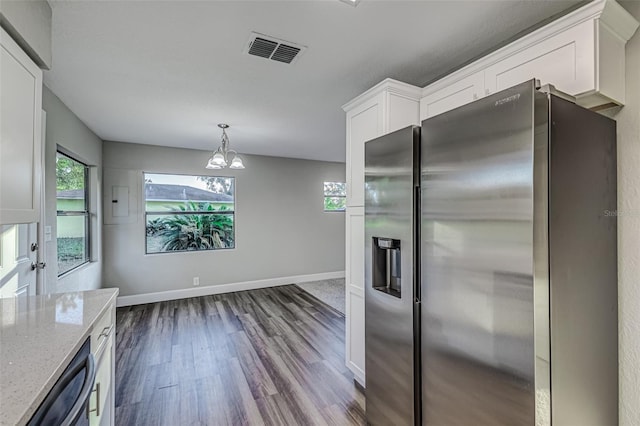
<box><xmin>144</xmin><ymin>173</ymin><xmax>235</xmax><ymax>254</ymax></box>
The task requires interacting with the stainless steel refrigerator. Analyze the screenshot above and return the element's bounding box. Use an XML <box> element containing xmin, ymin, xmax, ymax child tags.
<box><xmin>364</xmin><ymin>79</ymin><xmax>618</xmax><ymax>426</ymax></box>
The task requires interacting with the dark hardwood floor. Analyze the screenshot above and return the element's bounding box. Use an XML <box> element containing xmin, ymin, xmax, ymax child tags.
<box><xmin>115</xmin><ymin>285</ymin><xmax>365</xmax><ymax>426</ymax></box>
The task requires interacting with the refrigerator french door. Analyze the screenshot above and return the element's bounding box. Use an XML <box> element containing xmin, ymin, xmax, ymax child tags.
<box><xmin>420</xmin><ymin>80</ymin><xmax>617</xmax><ymax>426</ymax></box>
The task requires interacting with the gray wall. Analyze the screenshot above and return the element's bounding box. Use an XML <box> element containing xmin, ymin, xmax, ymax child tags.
<box><xmin>0</xmin><ymin>0</ymin><xmax>51</xmax><ymax>68</ymax></box>
<box><xmin>603</xmin><ymin>3</ymin><xmax>640</xmax><ymax>424</ymax></box>
<box><xmin>42</xmin><ymin>85</ymin><xmax>103</xmax><ymax>293</ymax></box>
<box><xmin>102</xmin><ymin>141</ymin><xmax>346</xmax><ymax>297</ymax></box>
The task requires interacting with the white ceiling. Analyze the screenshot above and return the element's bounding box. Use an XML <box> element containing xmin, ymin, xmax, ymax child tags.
<box><xmin>45</xmin><ymin>0</ymin><xmax>583</xmax><ymax>163</ymax></box>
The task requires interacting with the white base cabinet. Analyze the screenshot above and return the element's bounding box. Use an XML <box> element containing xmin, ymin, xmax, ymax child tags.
<box><xmin>343</xmin><ymin>80</ymin><xmax>421</xmax><ymax>384</ymax></box>
<box><xmin>89</xmin><ymin>303</ymin><xmax>116</xmax><ymax>426</ymax></box>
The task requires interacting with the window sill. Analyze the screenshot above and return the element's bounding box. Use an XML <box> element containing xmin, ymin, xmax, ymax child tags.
<box><xmin>144</xmin><ymin>247</ymin><xmax>237</xmax><ymax>257</ymax></box>
<box><xmin>57</xmin><ymin>260</ymin><xmax>94</xmax><ymax>279</ymax></box>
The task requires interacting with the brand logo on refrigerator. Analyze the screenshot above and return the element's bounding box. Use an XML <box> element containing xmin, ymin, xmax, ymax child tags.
<box><xmin>495</xmin><ymin>93</ymin><xmax>521</xmax><ymax>106</ymax></box>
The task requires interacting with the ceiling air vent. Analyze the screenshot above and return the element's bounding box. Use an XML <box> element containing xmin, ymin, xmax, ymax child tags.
<box><xmin>245</xmin><ymin>32</ymin><xmax>306</xmax><ymax>65</ymax></box>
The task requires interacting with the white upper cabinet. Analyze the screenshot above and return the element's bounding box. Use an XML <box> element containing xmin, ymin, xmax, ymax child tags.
<box><xmin>343</xmin><ymin>79</ymin><xmax>421</xmax><ymax>207</ymax></box>
<box><xmin>420</xmin><ymin>0</ymin><xmax>639</xmax><ymax>120</ymax></box>
<box><xmin>0</xmin><ymin>27</ymin><xmax>43</xmax><ymax>225</ymax></box>
<box><xmin>483</xmin><ymin>20</ymin><xmax>597</xmax><ymax>98</ymax></box>
<box><xmin>345</xmin><ymin>98</ymin><xmax>382</xmax><ymax>208</ymax></box>
<box><xmin>421</xmin><ymin>72</ymin><xmax>485</xmax><ymax>121</ymax></box>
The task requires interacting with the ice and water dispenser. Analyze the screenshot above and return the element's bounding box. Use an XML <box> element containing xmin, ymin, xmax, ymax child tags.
<box><xmin>372</xmin><ymin>237</ymin><xmax>402</xmax><ymax>298</ymax></box>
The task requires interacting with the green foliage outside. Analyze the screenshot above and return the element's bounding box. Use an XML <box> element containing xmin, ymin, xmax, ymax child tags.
<box><xmin>323</xmin><ymin>182</ymin><xmax>346</xmax><ymax>211</ymax></box>
<box><xmin>56</xmin><ymin>153</ymin><xmax>88</xmax><ymax>275</ymax></box>
<box><xmin>146</xmin><ymin>202</ymin><xmax>234</xmax><ymax>252</ymax></box>
<box><xmin>56</xmin><ymin>153</ymin><xmax>86</xmax><ymax>191</ymax></box>
<box><xmin>324</xmin><ymin>196</ymin><xmax>346</xmax><ymax>211</ymax></box>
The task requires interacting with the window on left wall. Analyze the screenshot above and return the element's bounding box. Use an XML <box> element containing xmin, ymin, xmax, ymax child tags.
<box><xmin>56</xmin><ymin>152</ymin><xmax>90</xmax><ymax>276</ymax></box>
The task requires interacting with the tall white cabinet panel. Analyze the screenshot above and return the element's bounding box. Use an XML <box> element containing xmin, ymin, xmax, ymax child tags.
<box><xmin>345</xmin><ymin>208</ymin><xmax>365</xmax><ymax>380</ymax></box>
<box><xmin>343</xmin><ymin>79</ymin><xmax>420</xmax><ymax>385</ymax></box>
<box><xmin>0</xmin><ymin>27</ymin><xmax>43</xmax><ymax>225</ymax></box>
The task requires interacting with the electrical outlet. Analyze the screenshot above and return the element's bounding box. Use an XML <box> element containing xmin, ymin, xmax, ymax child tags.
<box><xmin>193</xmin><ymin>277</ymin><xmax>200</xmax><ymax>286</ymax></box>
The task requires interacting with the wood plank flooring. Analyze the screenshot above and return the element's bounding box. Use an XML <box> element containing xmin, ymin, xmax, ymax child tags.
<box><xmin>115</xmin><ymin>285</ymin><xmax>365</xmax><ymax>426</ymax></box>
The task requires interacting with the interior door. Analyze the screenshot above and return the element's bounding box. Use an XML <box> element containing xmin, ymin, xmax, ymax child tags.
<box><xmin>0</xmin><ymin>222</ymin><xmax>38</xmax><ymax>298</ymax></box>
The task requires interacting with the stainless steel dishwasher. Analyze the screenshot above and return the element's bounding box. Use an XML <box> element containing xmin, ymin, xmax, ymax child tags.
<box><xmin>28</xmin><ymin>338</ymin><xmax>95</xmax><ymax>426</ymax></box>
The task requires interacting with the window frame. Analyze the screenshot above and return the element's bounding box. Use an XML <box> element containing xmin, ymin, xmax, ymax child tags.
<box><xmin>143</xmin><ymin>172</ymin><xmax>236</xmax><ymax>255</ymax></box>
<box><xmin>323</xmin><ymin>181</ymin><xmax>347</xmax><ymax>212</ymax></box>
<box><xmin>56</xmin><ymin>151</ymin><xmax>91</xmax><ymax>277</ymax></box>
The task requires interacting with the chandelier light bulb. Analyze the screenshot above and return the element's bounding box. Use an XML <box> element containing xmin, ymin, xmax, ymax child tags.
<box><xmin>212</xmin><ymin>152</ymin><xmax>227</xmax><ymax>166</ymax></box>
<box><xmin>206</xmin><ymin>158</ymin><xmax>222</xmax><ymax>169</ymax></box>
<box><xmin>229</xmin><ymin>156</ymin><xmax>245</xmax><ymax>169</ymax></box>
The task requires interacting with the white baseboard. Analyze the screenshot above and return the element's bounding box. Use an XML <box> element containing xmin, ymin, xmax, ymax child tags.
<box><xmin>116</xmin><ymin>270</ymin><xmax>345</xmax><ymax>307</ymax></box>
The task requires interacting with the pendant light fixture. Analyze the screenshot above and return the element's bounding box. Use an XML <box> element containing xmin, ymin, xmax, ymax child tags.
<box><xmin>206</xmin><ymin>124</ymin><xmax>245</xmax><ymax>170</ymax></box>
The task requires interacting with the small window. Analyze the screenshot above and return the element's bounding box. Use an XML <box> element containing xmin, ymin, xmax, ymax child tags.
<box><xmin>324</xmin><ymin>181</ymin><xmax>346</xmax><ymax>212</ymax></box>
<box><xmin>56</xmin><ymin>152</ymin><xmax>90</xmax><ymax>276</ymax></box>
<box><xmin>144</xmin><ymin>173</ymin><xmax>235</xmax><ymax>254</ymax></box>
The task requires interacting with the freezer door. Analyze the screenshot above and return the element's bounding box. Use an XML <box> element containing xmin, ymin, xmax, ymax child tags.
<box><xmin>365</xmin><ymin>125</ymin><xmax>418</xmax><ymax>426</ymax></box>
<box><xmin>420</xmin><ymin>81</ymin><xmax>537</xmax><ymax>425</ymax></box>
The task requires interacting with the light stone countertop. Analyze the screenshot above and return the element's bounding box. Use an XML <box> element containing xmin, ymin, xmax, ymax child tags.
<box><xmin>0</xmin><ymin>288</ymin><xmax>118</xmax><ymax>426</ymax></box>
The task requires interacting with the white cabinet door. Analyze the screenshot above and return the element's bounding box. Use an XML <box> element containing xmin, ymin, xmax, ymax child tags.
<box><xmin>346</xmin><ymin>208</ymin><xmax>365</xmax><ymax>292</ymax></box>
<box><xmin>0</xmin><ymin>28</ymin><xmax>43</xmax><ymax>225</ymax></box>
<box><xmin>89</xmin><ymin>333</ymin><xmax>113</xmax><ymax>426</ymax></box>
<box><xmin>346</xmin><ymin>98</ymin><xmax>382</xmax><ymax>207</ymax></box>
<box><xmin>89</xmin><ymin>304</ymin><xmax>115</xmax><ymax>426</ymax></box>
<box><xmin>420</xmin><ymin>71</ymin><xmax>485</xmax><ymax>120</ymax></box>
<box><xmin>348</xmin><ymin>292</ymin><xmax>365</xmax><ymax>383</ymax></box>
<box><xmin>345</xmin><ymin>208</ymin><xmax>365</xmax><ymax>383</ymax></box>
<box><xmin>484</xmin><ymin>20</ymin><xmax>595</xmax><ymax>97</ymax></box>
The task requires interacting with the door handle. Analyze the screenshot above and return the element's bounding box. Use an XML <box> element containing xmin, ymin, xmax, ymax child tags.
<box><xmin>30</xmin><ymin>242</ymin><xmax>38</xmax><ymax>252</ymax></box>
<box><xmin>99</xmin><ymin>324</ymin><xmax>114</xmax><ymax>339</ymax></box>
<box><xmin>87</xmin><ymin>382</ymin><xmax>101</xmax><ymax>417</ymax></box>
<box><xmin>31</xmin><ymin>262</ymin><xmax>46</xmax><ymax>271</ymax></box>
